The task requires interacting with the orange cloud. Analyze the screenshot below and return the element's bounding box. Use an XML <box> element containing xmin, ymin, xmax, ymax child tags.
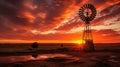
<box><xmin>0</xmin><ymin>0</ymin><xmax>120</xmax><ymax>43</ymax></box>
<box><xmin>18</xmin><ymin>11</ymin><xmax>35</xmax><ymax>23</ymax></box>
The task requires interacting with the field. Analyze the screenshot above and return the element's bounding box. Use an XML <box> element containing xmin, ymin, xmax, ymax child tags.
<box><xmin>0</xmin><ymin>43</ymin><xmax>120</xmax><ymax>67</ymax></box>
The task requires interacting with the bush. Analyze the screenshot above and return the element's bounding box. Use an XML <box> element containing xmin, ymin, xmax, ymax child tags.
<box><xmin>31</xmin><ymin>42</ymin><xmax>39</xmax><ymax>49</ymax></box>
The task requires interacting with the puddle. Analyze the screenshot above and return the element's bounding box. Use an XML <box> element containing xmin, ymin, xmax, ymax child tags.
<box><xmin>0</xmin><ymin>53</ymin><xmax>80</xmax><ymax>64</ymax></box>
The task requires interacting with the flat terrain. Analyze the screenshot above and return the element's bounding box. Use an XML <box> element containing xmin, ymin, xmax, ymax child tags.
<box><xmin>0</xmin><ymin>43</ymin><xmax>120</xmax><ymax>67</ymax></box>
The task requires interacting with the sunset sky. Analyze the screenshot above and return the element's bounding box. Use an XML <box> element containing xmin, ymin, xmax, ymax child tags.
<box><xmin>0</xmin><ymin>0</ymin><xmax>120</xmax><ymax>43</ymax></box>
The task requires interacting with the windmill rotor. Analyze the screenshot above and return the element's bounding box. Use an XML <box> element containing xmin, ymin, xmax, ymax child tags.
<box><xmin>79</xmin><ymin>4</ymin><xmax>96</xmax><ymax>23</ymax></box>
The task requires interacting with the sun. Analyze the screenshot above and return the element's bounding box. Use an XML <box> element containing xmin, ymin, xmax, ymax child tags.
<box><xmin>74</xmin><ymin>40</ymin><xmax>85</xmax><ymax>44</ymax></box>
<box><xmin>73</xmin><ymin>40</ymin><xmax>86</xmax><ymax>50</ymax></box>
<box><xmin>75</xmin><ymin>40</ymin><xmax>82</xmax><ymax>44</ymax></box>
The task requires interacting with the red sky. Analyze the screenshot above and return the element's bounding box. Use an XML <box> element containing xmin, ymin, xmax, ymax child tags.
<box><xmin>0</xmin><ymin>0</ymin><xmax>120</xmax><ymax>43</ymax></box>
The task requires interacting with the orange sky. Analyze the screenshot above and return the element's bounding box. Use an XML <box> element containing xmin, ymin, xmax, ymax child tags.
<box><xmin>0</xmin><ymin>0</ymin><xmax>120</xmax><ymax>43</ymax></box>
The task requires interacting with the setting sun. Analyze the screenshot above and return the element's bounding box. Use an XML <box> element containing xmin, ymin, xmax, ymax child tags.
<box><xmin>74</xmin><ymin>40</ymin><xmax>85</xmax><ymax>44</ymax></box>
<box><xmin>73</xmin><ymin>40</ymin><xmax>86</xmax><ymax>51</ymax></box>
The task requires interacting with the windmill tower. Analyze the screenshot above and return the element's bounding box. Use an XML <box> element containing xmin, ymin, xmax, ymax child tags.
<box><xmin>79</xmin><ymin>4</ymin><xmax>96</xmax><ymax>51</ymax></box>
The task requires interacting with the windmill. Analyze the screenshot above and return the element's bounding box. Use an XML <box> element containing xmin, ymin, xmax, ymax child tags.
<box><xmin>79</xmin><ymin>4</ymin><xmax>96</xmax><ymax>51</ymax></box>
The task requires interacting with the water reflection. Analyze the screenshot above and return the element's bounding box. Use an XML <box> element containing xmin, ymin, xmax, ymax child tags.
<box><xmin>0</xmin><ymin>55</ymin><xmax>32</xmax><ymax>64</ymax></box>
<box><xmin>31</xmin><ymin>53</ymin><xmax>73</xmax><ymax>60</ymax></box>
<box><xmin>0</xmin><ymin>53</ymin><xmax>75</xmax><ymax>64</ymax></box>
<box><xmin>31</xmin><ymin>53</ymin><xmax>38</xmax><ymax>58</ymax></box>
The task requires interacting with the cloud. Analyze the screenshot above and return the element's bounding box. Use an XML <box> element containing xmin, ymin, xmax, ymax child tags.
<box><xmin>0</xmin><ymin>0</ymin><xmax>120</xmax><ymax>43</ymax></box>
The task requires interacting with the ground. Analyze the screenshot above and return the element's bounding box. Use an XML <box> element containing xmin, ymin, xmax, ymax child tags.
<box><xmin>0</xmin><ymin>43</ymin><xmax>120</xmax><ymax>67</ymax></box>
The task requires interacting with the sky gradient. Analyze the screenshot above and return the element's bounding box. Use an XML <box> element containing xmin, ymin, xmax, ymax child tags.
<box><xmin>0</xmin><ymin>0</ymin><xmax>120</xmax><ymax>43</ymax></box>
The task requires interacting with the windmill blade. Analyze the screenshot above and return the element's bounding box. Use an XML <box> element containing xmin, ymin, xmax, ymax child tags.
<box><xmin>79</xmin><ymin>4</ymin><xmax>97</xmax><ymax>24</ymax></box>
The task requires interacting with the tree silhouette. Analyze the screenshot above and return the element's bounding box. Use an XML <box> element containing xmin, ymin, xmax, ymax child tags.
<box><xmin>32</xmin><ymin>42</ymin><xmax>39</xmax><ymax>49</ymax></box>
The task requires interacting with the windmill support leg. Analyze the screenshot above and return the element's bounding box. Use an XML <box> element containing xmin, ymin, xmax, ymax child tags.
<box><xmin>82</xmin><ymin>23</ymin><xmax>95</xmax><ymax>51</ymax></box>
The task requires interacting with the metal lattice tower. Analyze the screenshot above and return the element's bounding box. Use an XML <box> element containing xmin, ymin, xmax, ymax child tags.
<box><xmin>79</xmin><ymin>4</ymin><xmax>96</xmax><ymax>51</ymax></box>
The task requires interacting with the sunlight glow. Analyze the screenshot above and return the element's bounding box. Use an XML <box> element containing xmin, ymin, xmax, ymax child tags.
<box><xmin>73</xmin><ymin>40</ymin><xmax>86</xmax><ymax>51</ymax></box>
<box><xmin>74</xmin><ymin>40</ymin><xmax>85</xmax><ymax>44</ymax></box>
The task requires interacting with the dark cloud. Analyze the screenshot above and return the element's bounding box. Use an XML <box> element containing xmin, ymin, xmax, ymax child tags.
<box><xmin>92</xmin><ymin>2</ymin><xmax>120</xmax><ymax>25</ymax></box>
<box><xmin>88</xmin><ymin>0</ymin><xmax>118</xmax><ymax>6</ymax></box>
<box><xmin>0</xmin><ymin>0</ymin><xmax>31</xmax><ymax>27</ymax></box>
<box><xmin>89</xmin><ymin>0</ymin><xmax>106</xmax><ymax>5</ymax></box>
<box><xmin>100</xmin><ymin>2</ymin><xmax>120</xmax><ymax>15</ymax></box>
<box><xmin>0</xmin><ymin>0</ymin><xmax>83</xmax><ymax>32</ymax></box>
<box><xmin>0</xmin><ymin>0</ymin><xmax>120</xmax><ymax>43</ymax></box>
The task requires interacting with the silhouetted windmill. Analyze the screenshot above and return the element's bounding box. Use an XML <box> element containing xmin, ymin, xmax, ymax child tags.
<box><xmin>79</xmin><ymin>4</ymin><xmax>96</xmax><ymax>51</ymax></box>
